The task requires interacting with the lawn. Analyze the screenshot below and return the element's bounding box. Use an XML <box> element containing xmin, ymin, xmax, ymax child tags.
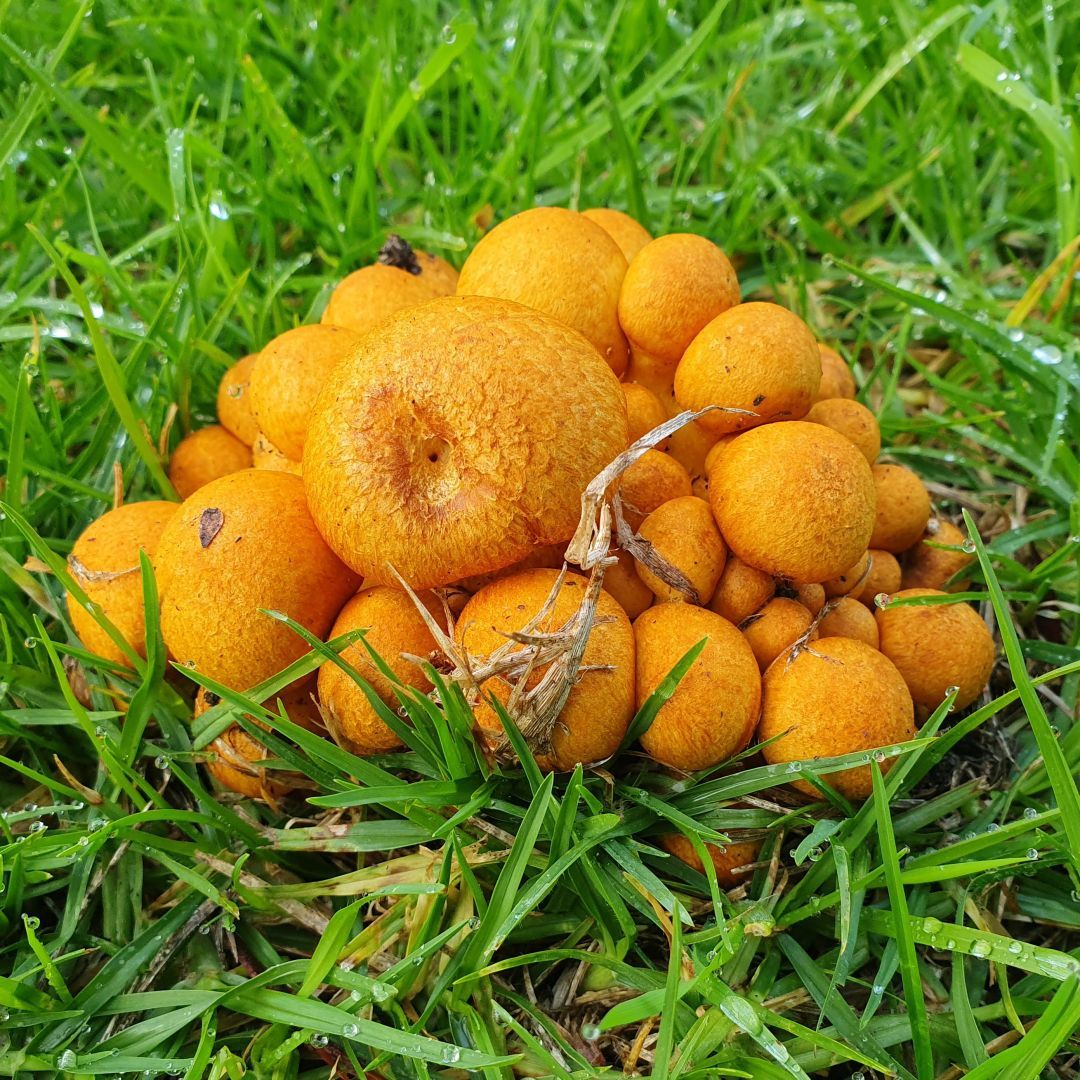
<box><xmin>1</xmin><ymin>0</ymin><xmax>1079</xmax><ymax>1076</ymax></box>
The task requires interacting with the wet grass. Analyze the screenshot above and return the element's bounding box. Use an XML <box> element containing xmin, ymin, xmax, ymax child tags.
<box><xmin>1</xmin><ymin>0</ymin><xmax>1079</xmax><ymax>1076</ymax></box>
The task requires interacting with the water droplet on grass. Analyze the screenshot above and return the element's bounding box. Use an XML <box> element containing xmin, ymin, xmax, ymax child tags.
<box><xmin>1032</xmin><ymin>344</ymin><xmax>1062</xmax><ymax>365</ymax></box>
<box><xmin>581</xmin><ymin>1022</ymin><xmax>602</xmax><ymax>1041</ymax></box>
<box><xmin>972</xmin><ymin>940</ymin><xmax>992</xmax><ymax>958</ymax></box>
<box><xmin>1026</xmin><ymin>848</ymin><xmax>1039</xmax><ymax>860</ymax></box>
<box><xmin>342</xmin><ymin>1022</ymin><xmax>359</xmax><ymax>1037</ymax></box>
<box><xmin>309</xmin><ymin>1033</ymin><xmax>329</xmax><ymax>1048</ymax></box>
<box><xmin>1023</xmin><ymin>807</ymin><xmax>1038</xmax><ymax>820</ymax></box>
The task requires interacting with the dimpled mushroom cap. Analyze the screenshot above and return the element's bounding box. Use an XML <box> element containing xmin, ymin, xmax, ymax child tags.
<box><xmin>635</xmin><ymin>495</ymin><xmax>727</xmax><ymax>605</ymax></box>
<box><xmin>876</xmin><ymin>589</ymin><xmax>994</xmax><ymax>711</ymax></box>
<box><xmin>602</xmin><ymin>548</ymin><xmax>654</xmax><ymax>621</ymax></box>
<box><xmin>674</xmin><ymin>303</ymin><xmax>821</xmax><ymax>437</ymax></box>
<box><xmin>741</xmin><ymin>597</ymin><xmax>815</xmax><ymax>671</ymax></box>
<box><xmin>457</xmin><ymin>207</ymin><xmax>630</xmax><ymax>377</ymax></box>
<box><xmin>249</xmin><ymin>324</ymin><xmax>362</xmax><ymax>462</ymax></box>
<box><xmin>303</xmin><ymin>295</ymin><xmax>628</xmax><ymax>589</ymax></box>
<box><xmin>813</xmin><ymin>344</ymin><xmax>857</xmax><ymax>402</ymax></box>
<box><xmin>618</xmin><ymin>450</ymin><xmax>693</xmax><ymax>530</ymax></box>
<box><xmin>858</xmin><ymin>549</ymin><xmax>903</xmax><ymax>606</ymax></box>
<box><xmin>622</xmin><ymin>382</ymin><xmax>671</xmax><ymax>446</ymax></box>
<box><xmin>635</xmin><ymin>604</ymin><xmax>760</xmax><ymax>772</ymax></box>
<box><xmin>217</xmin><ymin>354</ymin><xmax>260</xmax><ymax>446</ymax></box>
<box><xmin>709</xmin><ymin>422</ymin><xmax>876</xmax><ymax>584</ymax></box>
<box><xmin>902</xmin><ymin>520</ymin><xmax>975</xmax><ymax>592</ymax></box>
<box><xmin>660</xmin><ymin>832</ymin><xmax>761</xmax><ymax>889</ymax></box>
<box><xmin>168</xmin><ymin>425</ymin><xmax>253</xmax><ymax>499</ymax></box>
<box><xmin>709</xmin><ymin>556</ymin><xmax>775</xmax><ymax>624</ymax></box>
<box><xmin>759</xmin><ymin>637</ymin><xmax>916</xmax><ymax>801</ymax></box>
<box><xmin>319</xmin><ymin>586</ymin><xmax>446</xmax><ymax>757</ymax></box>
<box><xmin>818</xmin><ymin>597</ymin><xmax>879</xmax><ymax>648</ymax></box>
<box><xmin>581</xmin><ymin>207</ymin><xmax>653</xmax><ymax>263</ymax></box>
<box><xmin>154</xmin><ymin>470</ymin><xmax>360</xmax><ymax>692</ymax></box>
<box><xmin>618</xmin><ymin>234</ymin><xmax>739</xmax><ymax>366</ymax></box>
<box><xmin>869</xmin><ymin>464</ymin><xmax>931</xmax><ymax>553</ymax></box>
<box><xmin>321</xmin><ymin>237</ymin><xmax>458</xmax><ymax>336</ymax></box>
<box><xmin>67</xmin><ymin>500</ymin><xmax>178</xmax><ymax>666</ymax></box>
<box><xmin>806</xmin><ymin>398</ymin><xmax>880</xmax><ymax>464</ymax></box>
<box><xmin>252</xmin><ymin>431</ymin><xmax>301</xmax><ymax>475</ymax></box>
<box><xmin>456</xmin><ymin>569</ymin><xmax>635</xmax><ymax>771</ymax></box>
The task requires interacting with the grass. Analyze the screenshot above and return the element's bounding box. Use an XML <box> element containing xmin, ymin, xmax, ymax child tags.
<box><xmin>1</xmin><ymin>0</ymin><xmax>1079</xmax><ymax>1075</ymax></box>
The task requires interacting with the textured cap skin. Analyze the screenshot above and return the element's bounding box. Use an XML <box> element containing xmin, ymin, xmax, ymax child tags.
<box><xmin>303</xmin><ymin>295</ymin><xmax>628</xmax><ymax>590</ymax></box>
<box><xmin>709</xmin><ymin>556</ymin><xmax>775</xmax><ymax>624</ymax></box>
<box><xmin>67</xmin><ymin>500</ymin><xmax>178</xmax><ymax>666</ymax></box>
<box><xmin>817</xmin><ymin>596</ymin><xmax>879</xmax><ymax>648</ymax></box>
<box><xmin>250</xmin><ymin>324</ymin><xmax>362</xmax><ymax>461</ymax></box>
<box><xmin>319</xmin><ymin>586</ymin><xmax>445</xmax><ymax>757</ymax></box>
<box><xmin>456</xmin><ymin>569</ymin><xmax>635</xmax><ymax>771</ymax></box>
<box><xmin>321</xmin><ymin>255</ymin><xmax>457</xmax><ymax>336</ymax></box>
<box><xmin>858</xmin><ymin>549</ymin><xmax>902</xmax><ymax>605</ymax></box>
<box><xmin>581</xmin><ymin>207</ymin><xmax>652</xmax><ymax>263</ymax></box>
<box><xmin>813</xmin><ymin>344</ymin><xmax>856</xmax><ymax>402</ymax></box>
<box><xmin>635</xmin><ymin>603</ymin><xmax>760</xmax><ymax>772</ymax></box>
<box><xmin>806</xmin><ymin>398</ymin><xmax>880</xmax><ymax>464</ymax></box>
<box><xmin>901</xmin><ymin>521</ymin><xmax>974</xmax><ymax>591</ymax></box>
<box><xmin>634</xmin><ymin>495</ymin><xmax>727</xmax><ymax>605</ymax></box>
<box><xmin>457</xmin><ymin>207</ymin><xmax>630</xmax><ymax>376</ymax></box>
<box><xmin>709</xmin><ymin>421</ymin><xmax>876</xmax><ymax>584</ymax></box>
<box><xmin>674</xmin><ymin>302</ymin><xmax>821</xmax><ymax>436</ymax></box>
<box><xmin>759</xmin><ymin>636</ymin><xmax>916</xmax><ymax>800</ymax></box>
<box><xmin>217</xmin><ymin>354</ymin><xmax>260</xmax><ymax>446</ymax></box>
<box><xmin>876</xmin><ymin>588</ymin><xmax>994</xmax><ymax>710</ymax></box>
<box><xmin>869</xmin><ymin>464</ymin><xmax>931</xmax><ymax>553</ymax></box>
<box><xmin>168</xmin><ymin>425</ymin><xmax>252</xmax><ymax>500</ymax></box>
<box><xmin>618</xmin><ymin>233</ymin><xmax>739</xmax><ymax>365</ymax></box>
<box><xmin>742</xmin><ymin>597</ymin><xmax>814</xmax><ymax>671</ymax></box>
<box><xmin>154</xmin><ymin>469</ymin><xmax>360</xmax><ymax>692</ymax></box>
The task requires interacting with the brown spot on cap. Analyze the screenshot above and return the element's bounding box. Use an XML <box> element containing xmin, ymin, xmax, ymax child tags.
<box><xmin>199</xmin><ymin>508</ymin><xmax>224</xmax><ymax>548</ymax></box>
<box><xmin>752</xmin><ymin>394</ymin><xmax>766</xmax><ymax>406</ymax></box>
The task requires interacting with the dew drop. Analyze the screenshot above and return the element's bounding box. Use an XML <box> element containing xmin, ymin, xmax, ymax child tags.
<box><xmin>1026</xmin><ymin>848</ymin><xmax>1039</xmax><ymax>860</ymax></box>
<box><xmin>1023</xmin><ymin>807</ymin><xmax>1038</xmax><ymax>820</ymax></box>
<box><xmin>1007</xmin><ymin>327</ymin><xmax>1024</xmax><ymax>342</ymax></box>
<box><xmin>872</xmin><ymin>749</ymin><xmax>886</xmax><ymax>763</ymax></box>
<box><xmin>441</xmin><ymin>23</ymin><xmax>457</xmax><ymax>43</ymax></box>
<box><xmin>961</xmin><ymin>538</ymin><xmax>977</xmax><ymax>553</ymax></box>
<box><xmin>581</xmin><ymin>1022</ymin><xmax>602</xmax><ymax>1041</ymax></box>
<box><xmin>468</xmin><ymin>916</ymin><xmax>481</xmax><ymax>929</ymax></box>
<box><xmin>986</xmin><ymin>822</ymin><xmax>1001</xmax><ymax>833</ymax></box>
<box><xmin>922</xmin><ymin>916</ymin><xmax>943</xmax><ymax>935</ymax></box>
<box><xmin>309</xmin><ymin>1033</ymin><xmax>329</xmax><ymax>1048</ymax></box>
<box><xmin>154</xmin><ymin>755</ymin><xmax>169</xmax><ymax>770</ymax></box>
<box><xmin>1008</xmin><ymin>940</ymin><xmax>1023</xmax><ymax>955</ymax></box>
<box><xmin>342</xmin><ymin>1022</ymin><xmax>359</xmax><ymax>1038</ymax></box>
<box><xmin>1032</xmin><ymin>344</ymin><xmax>1063</xmax><ymax>365</ymax></box>
<box><xmin>57</xmin><ymin>1050</ymin><xmax>77</xmax><ymax>1070</ymax></box>
<box><xmin>971</xmin><ymin>940</ymin><xmax>992</xmax><ymax>958</ymax></box>
<box><xmin>874</xmin><ymin>592</ymin><xmax>892</xmax><ymax>609</ymax></box>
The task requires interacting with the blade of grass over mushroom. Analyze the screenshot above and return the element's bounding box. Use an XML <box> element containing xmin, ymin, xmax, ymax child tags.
<box><xmin>964</xmin><ymin>509</ymin><xmax>1080</xmax><ymax>869</ymax></box>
